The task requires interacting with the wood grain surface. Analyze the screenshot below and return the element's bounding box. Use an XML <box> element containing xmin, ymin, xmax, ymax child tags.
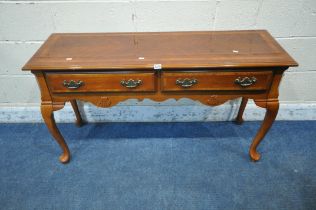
<box><xmin>23</xmin><ymin>30</ymin><xmax>298</xmax><ymax>163</ymax></box>
<box><xmin>22</xmin><ymin>30</ymin><xmax>298</xmax><ymax>70</ymax></box>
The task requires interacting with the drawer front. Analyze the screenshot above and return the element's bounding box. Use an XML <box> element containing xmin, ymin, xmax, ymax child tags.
<box><xmin>161</xmin><ymin>71</ymin><xmax>273</xmax><ymax>91</ymax></box>
<box><xmin>46</xmin><ymin>72</ymin><xmax>156</xmax><ymax>93</ymax></box>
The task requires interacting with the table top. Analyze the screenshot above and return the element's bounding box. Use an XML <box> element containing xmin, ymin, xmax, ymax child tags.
<box><xmin>22</xmin><ymin>30</ymin><xmax>298</xmax><ymax>71</ymax></box>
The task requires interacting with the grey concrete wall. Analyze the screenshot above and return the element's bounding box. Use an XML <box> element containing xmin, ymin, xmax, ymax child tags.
<box><xmin>0</xmin><ymin>0</ymin><xmax>315</xmax><ymax>122</ymax></box>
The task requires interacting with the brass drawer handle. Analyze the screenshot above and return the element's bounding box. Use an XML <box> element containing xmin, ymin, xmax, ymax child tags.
<box><xmin>235</xmin><ymin>76</ymin><xmax>257</xmax><ymax>87</ymax></box>
<box><xmin>63</xmin><ymin>80</ymin><xmax>84</xmax><ymax>89</ymax></box>
<box><xmin>120</xmin><ymin>79</ymin><xmax>142</xmax><ymax>88</ymax></box>
<box><xmin>176</xmin><ymin>78</ymin><xmax>198</xmax><ymax>88</ymax></box>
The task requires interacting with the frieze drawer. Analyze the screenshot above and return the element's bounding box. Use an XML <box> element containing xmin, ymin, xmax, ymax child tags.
<box><xmin>161</xmin><ymin>71</ymin><xmax>273</xmax><ymax>91</ymax></box>
<box><xmin>46</xmin><ymin>72</ymin><xmax>156</xmax><ymax>93</ymax></box>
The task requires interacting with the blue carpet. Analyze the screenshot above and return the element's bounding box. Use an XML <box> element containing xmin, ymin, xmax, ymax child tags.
<box><xmin>0</xmin><ymin>121</ymin><xmax>315</xmax><ymax>210</ymax></box>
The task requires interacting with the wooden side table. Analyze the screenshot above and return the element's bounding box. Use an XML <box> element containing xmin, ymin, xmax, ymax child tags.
<box><xmin>22</xmin><ymin>30</ymin><xmax>298</xmax><ymax>163</ymax></box>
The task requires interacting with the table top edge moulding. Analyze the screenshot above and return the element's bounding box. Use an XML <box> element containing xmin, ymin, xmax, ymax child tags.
<box><xmin>22</xmin><ymin>30</ymin><xmax>298</xmax><ymax>164</ymax></box>
<box><xmin>22</xmin><ymin>30</ymin><xmax>298</xmax><ymax>71</ymax></box>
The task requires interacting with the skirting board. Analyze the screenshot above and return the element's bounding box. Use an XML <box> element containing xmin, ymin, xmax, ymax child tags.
<box><xmin>0</xmin><ymin>99</ymin><xmax>316</xmax><ymax>123</ymax></box>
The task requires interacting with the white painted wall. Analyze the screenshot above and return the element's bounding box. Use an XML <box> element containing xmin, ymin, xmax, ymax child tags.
<box><xmin>0</xmin><ymin>0</ymin><xmax>315</xmax><ymax>122</ymax></box>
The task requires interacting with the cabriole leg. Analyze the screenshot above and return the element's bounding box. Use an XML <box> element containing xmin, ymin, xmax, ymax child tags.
<box><xmin>249</xmin><ymin>100</ymin><xmax>279</xmax><ymax>161</ymax></box>
<box><xmin>70</xmin><ymin>100</ymin><xmax>83</xmax><ymax>127</ymax></box>
<box><xmin>235</xmin><ymin>97</ymin><xmax>248</xmax><ymax>124</ymax></box>
<box><xmin>41</xmin><ymin>103</ymin><xmax>70</xmax><ymax>163</ymax></box>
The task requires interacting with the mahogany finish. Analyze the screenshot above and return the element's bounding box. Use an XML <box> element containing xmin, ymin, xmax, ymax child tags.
<box><xmin>22</xmin><ymin>30</ymin><xmax>298</xmax><ymax>163</ymax></box>
<box><xmin>70</xmin><ymin>100</ymin><xmax>83</xmax><ymax>127</ymax></box>
<box><xmin>23</xmin><ymin>30</ymin><xmax>297</xmax><ymax>70</ymax></box>
<box><xmin>236</xmin><ymin>97</ymin><xmax>249</xmax><ymax>125</ymax></box>
<box><xmin>46</xmin><ymin>72</ymin><xmax>156</xmax><ymax>93</ymax></box>
<box><xmin>161</xmin><ymin>71</ymin><xmax>273</xmax><ymax>91</ymax></box>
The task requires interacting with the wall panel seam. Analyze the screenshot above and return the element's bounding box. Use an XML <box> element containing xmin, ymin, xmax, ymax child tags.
<box><xmin>0</xmin><ymin>75</ymin><xmax>34</xmax><ymax>78</ymax></box>
<box><xmin>0</xmin><ymin>41</ymin><xmax>44</xmax><ymax>44</ymax></box>
<box><xmin>1</xmin><ymin>37</ymin><xmax>316</xmax><ymax>43</ymax></box>
<box><xmin>276</xmin><ymin>36</ymin><xmax>316</xmax><ymax>40</ymax></box>
<box><xmin>0</xmin><ymin>0</ymin><xmax>213</xmax><ymax>4</ymax></box>
<box><xmin>0</xmin><ymin>0</ymin><xmax>130</xmax><ymax>3</ymax></box>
